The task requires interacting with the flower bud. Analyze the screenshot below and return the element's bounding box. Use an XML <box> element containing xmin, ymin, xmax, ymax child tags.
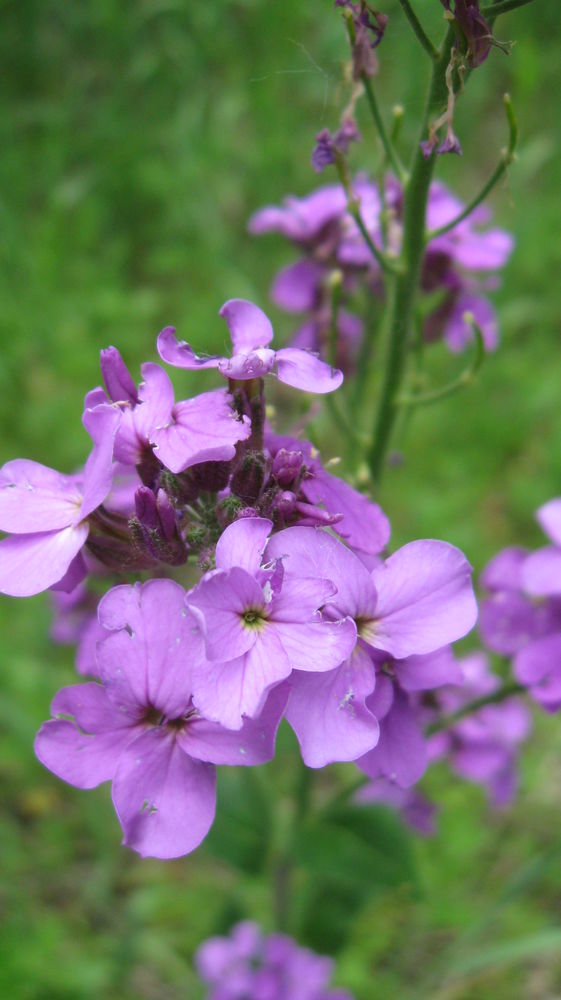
<box><xmin>100</xmin><ymin>347</ymin><xmax>139</xmax><ymax>405</ymax></box>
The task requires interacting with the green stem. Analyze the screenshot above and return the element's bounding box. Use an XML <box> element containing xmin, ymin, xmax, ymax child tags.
<box><xmin>481</xmin><ymin>0</ymin><xmax>537</xmax><ymax>15</ymax></box>
<box><xmin>397</xmin><ymin>320</ymin><xmax>485</xmax><ymax>408</ymax></box>
<box><xmin>397</xmin><ymin>0</ymin><xmax>440</xmax><ymax>60</ymax></box>
<box><xmin>362</xmin><ymin>75</ymin><xmax>407</xmax><ymax>181</ymax></box>
<box><xmin>426</xmin><ymin>682</ymin><xmax>525</xmax><ymax>735</ymax></box>
<box><xmin>427</xmin><ymin>94</ymin><xmax>518</xmax><ymax>241</ymax></box>
<box><xmin>367</xmin><ymin>25</ymin><xmax>456</xmax><ymax>483</ymax></box>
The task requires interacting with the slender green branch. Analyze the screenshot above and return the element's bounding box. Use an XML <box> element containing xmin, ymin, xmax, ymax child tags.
<box><xmin>397</xmin><ymin>320</ymin><xmax>485</xmax><ymax>408</ymax></box>
<box><xmin>481</xmin><ymin>0</ymin><xmax>536</xmax><ymax>16</ymax></box>
<box><xmin>427</xmin><ymin>682</ymin><xmax>525</xmax><ymax>735</ymax></box>
<box><xmin>347</xmin><ymin>194</ymin><xmax>403</xmax><ymax>275</ymax></box>
<box><xmin>343</xmin><ymin>10</ymin><xmax>406</xmax><ymax>180</ymax></box>
<box><xmin>426</xmin><ymin>94</ymin><xmax>518</xmax><ymax>241</ymax></box>
<box><xmin>397</xmin><ymin>0</ymin><xmax>440</xmax><ymax>60</ymax></box>
<box><xmin>368</xmin><ymin>25</ymin><xmax>457</xmax><ymax>482</ymax></box>
<box><xmin>324</xmin><ymin>270</ymin><xmax>369</xmax><ymax>450</ymax></box>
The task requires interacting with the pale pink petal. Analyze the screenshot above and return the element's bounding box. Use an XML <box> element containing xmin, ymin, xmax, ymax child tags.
<box><xmin>0</xmin><ymin>523</ymin><xmax>89</xmax><ymax>597</ymax></box>
<box><xmin>187</xmin><ymin>568</ymin><xmax>264</xmax><ymax>661</ymax></box>
<box><xmin>112</xmin><ymin>728</ymin><xmax>216</xmax><ymax>859</ymax></box>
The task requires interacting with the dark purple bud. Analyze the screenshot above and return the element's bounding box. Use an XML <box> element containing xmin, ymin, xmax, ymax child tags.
<box><xmin>236</xmin><ymin>507</ymin><xmax>260</xmax><ymax>519</ymax></box>
<box><xmin>272</xmin><ymin>448</ymin><xmax>304</xmax><ymax>489</ymax></box>
<box><xmin>230</xmin><ymin>450</ymin><xmax>271</xmax><ymax>504</ymax></box>
<box><xmin>441</xmin><ymin>0</ymin><xmax>493</xmax><ymax>68</ymax></box>
<box><xmin>100</xmin><ymin>347</ymin><xmax>139</xmax><ymax>405</ymax></box>
<box><xmin>156</xmin><ymin>488</ymin><xmax>176</xmax><ymax>541</ymax></box>
<box><xmin>274</xmin><ymin>491</ymin><xmax>297</xmax><ymax>518</ymax></box>
<box><xmin>335</xmin><ymin>1</ymin><xmax>388</xmax><ymax>79</ymax></box>
<box><xmin>191</xmin><ymin>460</ymin><xmax>231</xmax><ymax>493</ymax></box>
<box><xmin>134</xmin><ymin>486</ymin><xmax>159</xmax><ymax>529</ymax></box>
<box><xmin>420</xmin><ymin>137</ymin><xmax>438</xmax><ymax>160</ymax></box>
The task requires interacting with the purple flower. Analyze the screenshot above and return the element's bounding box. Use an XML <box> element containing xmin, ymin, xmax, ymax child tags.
<box><xmin>0</xmin><ymin>401</ymin><xmax>120</xmax><ymax>596</ymax></box>
<box><xmin>91</xmin><ymin>354</ymin><xmax>252</xmax><ymax>476</ymax></box>
<box><xmin>196</xmin><ymin>920</ymin><xmax>355</xmax><ymax>1000</ymax></box>
<box><xmin>157</xmin><ymin>299</ymin><xmax>343</xmax><ymax>394</ymax></box>
<box><xmin>187</xmin><ymin>517</ymin><xmax>357</xmax><ymax>730</ymax></box>
<box><xmin>35</xmin><ymin>579</ymin><xmax>286</xmax><ymax>859</ymax></box>
<box><xmin>265</xmin><ymin>528</ymin><xmax>477</xmax><ymax>770</ymax></box>
<box><xmin>430</xmin><ymin>654</ymin><xmax>531</xmax><ymax>806</ymax></box>
<box><xmin>356</xmin><ymin>778</ymin><xmax>437</xmax><ymax>836</ymax></box>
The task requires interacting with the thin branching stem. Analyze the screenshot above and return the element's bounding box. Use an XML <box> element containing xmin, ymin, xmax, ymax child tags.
<box><xmin>397</xmin><ymin>0</ymin><xmax>440</xmax><ymax>60</ymax></box>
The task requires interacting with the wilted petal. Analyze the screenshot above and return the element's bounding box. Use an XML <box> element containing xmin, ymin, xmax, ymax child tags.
<box><xmin>0</xmin><ymin>523</ymin><xmax>89</xmax><ymax>597</ymax></box>
<box><xmin>275</xmin><ymin>347</ymin><xmax>343</xmax><ymax>394</ymax></box>
<box><xmin>112</xmin><ymin>727</ymin><xmax>216</xmax><ymax>859</ymax></box>
<box><xmin>0</xmin><ymin>459</ymin><xmax>81</xmax><ymax>533</ymax></box>
<box><xmin>150</xmin><ymin>388</ymin><xmax>250</xmax><ymax>473</ymax></box>
<box><xmin>370</xmin><ymin>540</ymin><xmax>477</xmax><ymax>658</ymax></box>
<box><xmin>219</xmin><ymin>298</ymin><xmax>274</xmax><ymax>352</ymax></box>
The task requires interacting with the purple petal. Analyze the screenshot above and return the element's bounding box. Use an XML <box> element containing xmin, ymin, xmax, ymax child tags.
<box><xmin>536</xmin><ymin>498</ymin><xmax>561</xmax><ymax>547</ymax></box>
<box><xmin>182</xmin><ymin>684</ymin><xmax>288</xmax><ymax>765</ymax></box>
<box><xmin>286</xmin><ymin>648</ymin><xmax>379</xmax><ymax>767</ymax></box>
<box><xmin>451</xmin><ymin>228</ymin><xmax>514</xmax><ymax>271</ymax></box>
<box><xmin>266</xmin><ymin>524</ymin><xmax>377</xmax><ymax>619</ymax></box>
<box><xmin>0</xmin><ymin>524</ymin><xmax>89</xmax><ymax>597</ymax></box>
<box><xmin>219</xmin><ymin>298</ymin><xmax>274</xmax><ymax>353</ymax></box>
<box><xmin>270</xmin><ymin>573</ymin><xmax>337</xmax><ymax>622</ymax></box>
<box><xmin>0</xmin><ymin>459</ymin><xmax>82</xmax><ymax>533</ymax></box>
<box><xmin>357</xmin><ymin>689</ymin><xmax>427</xmax><ymax>788</ymax></box>
<box><xmin>397</xmin><ymin>646</ymin><xmax>463</xmax><ymax>692</ymax></box>
<box><xmin>444</xmin><ymin>294</ymin><xmax>497</xmax><ymax>353</ymax></box>
<box><xmin>480</xmin><ymin>546</ymin><xmax>529</xmax><ymax>591</ymax></box>
<box><xmin>191</xmin><ymin>630</ymin><xmax>292</xmax><ymax>730</ymax></box>
<box><xmin>218</xmin><ymin>348</ymin><xmax>276</xmax><ymax>380</ymax></box>
<box><xmin>35</xmin><ymin>718</ymin><xmax>136</xmax><ymax>788</ymax></box>
<box><xmin>370</xmin><ymin>540</ymin><xmax>477</xmax><ymax>658</ymax></box>
<box><xmin>188</xmin><ymin>567</ymin><xmax>265</xmax><ymax>662</ymax></box>
<box><xmin>150</xmin><ymin>388</ymin><xmax>251</xmax><ymax>474</ymax></box>
<box><xmin>270</xmin><ymin>260</ymin><xmax>324</xmax><ymax>313</ymax></box>
<box><xmin>112</xmin><ymin>727</ymin><xmax>216</xmax><ymax>858</ymax></box>
<box><xmin>96</xmin><ymin>579</ymin><xmax>198</xmax><ymax>718</ymax></box>
<box><xmin>275</xmin><ymin>347</ymin><xmax>343</xmax><ymax>394</ymax></box>
<box><xmin>80</xmin><ymin>403</ymin><xmax>121</xmax><ymax>518</ymax></box>
<box><xmin>50</xmin><ymin>551</ymin><xmax>88</xmax><ymax>594</ymax></box>
<box><xmin>522</xmin><ymin>546</ymin><xmax>561</xmax><ymax>597</ymax></box>
<box><xmin>301</xmin><ymin>466</ymin><xmax>391</xmax><ymax>557</ymax></box>
<box><xmin>156</xmin><ymin>325</ymin><xmax>222</xmax><ymax>370</ymax></box>
<box><xmin>215</xmin><ymin>516</ymin><xmax>273</xmax><ymax>573</ymax></box>
<box><xmin>272</xmin><ymin>616</ymin><xmax>357</xmax><ymax>673</ymax></box>
<box><xmin>514</xmin><ymin>633</ymin><xmax>561</xmax><ymax>687</ymax></box>
<box><xmin>478</xmin><ymin>591</ymin><xmax>543</xmax><ymax>655</ymax></box>
<box><xmin>248</xmin><ymin>186</ymin><xmax>346</xmax><ymax>241</ymax></box>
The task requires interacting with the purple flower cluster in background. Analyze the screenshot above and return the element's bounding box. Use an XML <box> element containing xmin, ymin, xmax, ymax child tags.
<box><xmin>249</xmin><ymin>175</ymin><xmax>513</xmax><ymax>367</ymax></box>
<box><xmin>480</xmin><ymin>498</ymin><xmax>561</xmax><ymax>712</ymax></box>
<box><xmin>195</xmin><ymin>921</ymin><xmax>354</xmax><ymax>1000</ymax></box>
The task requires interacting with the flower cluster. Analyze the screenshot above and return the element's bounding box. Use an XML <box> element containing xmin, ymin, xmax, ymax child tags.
<box><xmin>0</xmin><ymin>295</ymin><xmax>484</xmax><ymax>857</ymax></box>
<box><xmin>249</xmin><ymin>176</ymin><xmax>513</xmax><ymax>367</ymax></box>
<box><xmin>480</xmin><ymin>498</ymin><xmax>561</xmax><ymax>712</ymax></box>
<box><xmin>195</xmin><ymin>921</ymin><xmax>354</xmax><ymax>1000</ymax></box>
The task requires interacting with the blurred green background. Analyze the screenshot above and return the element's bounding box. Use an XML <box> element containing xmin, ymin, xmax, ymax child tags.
<box><xmin>1</xmin><ymin>1</ymin><xmax>560</xmax><ymax>997</ymax></box>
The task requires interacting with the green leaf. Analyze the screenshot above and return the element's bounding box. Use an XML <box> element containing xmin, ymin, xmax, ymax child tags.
<box><xmin>203</xmin><ymin>767</ymin><xmax>271</xmax><ymax>875</ymax></box>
